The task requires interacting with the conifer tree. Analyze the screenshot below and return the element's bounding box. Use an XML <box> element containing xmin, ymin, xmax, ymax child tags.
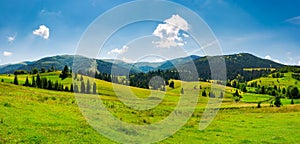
<box><xmin>70</xmin><ymin>84</ymin><xmax>74</xmax><ymax>92</ymax></box>
<box><xmin>93</xmin><ymin>82</ymin><xmax>97</xmax><ymax>94</ymax></box>
<box><xmin>13</xmin><ymin>75</ymin><xmax>18</xmax><ymax>85</ymax></box>
<box><xmin>24</xmin><ymin>76</ymin><xmax>30</xmax><ymax>86</ymax></box>
<box><xmin>86</xmin><ymin>79</ymin><xmax>91</xmax><ymax>94</ymax></box>
<box><xmin>32</xmin><ymin>77</ymin><xmax>36</xmax><ymax>87</ymax></box>
<box><xmin>81</xmin><ymin>81</ymin><xmax>85</xmax><ymax>93</ymax></box>
<box><xmin>36</xmin><ymin>74</ymin><xmax>42</xmax><ymax>88</ymax></box>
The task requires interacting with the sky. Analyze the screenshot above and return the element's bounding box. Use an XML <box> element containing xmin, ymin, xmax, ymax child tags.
<box><xmin>0</xmin><ymin>0</ymin><xmax>300</xmax><ymax>65</ymax></box>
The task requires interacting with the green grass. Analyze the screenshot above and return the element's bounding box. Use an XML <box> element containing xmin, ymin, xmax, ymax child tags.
<box><xmin>241</xmin><ymin>93</ymin><xmax>273</xmax><ymax>103</ymax></box>
<box><xmin>248</xmin><ymin>72</ymin><xmax>300</xmax><ymax>89</ymax></box>
<box><xmin>1</xmin><ymin>72</ymin><xmax>300</xmax><ymax>143</ymax></box>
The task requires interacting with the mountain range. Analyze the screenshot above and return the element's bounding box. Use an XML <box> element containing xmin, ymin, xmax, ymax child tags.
<box><xmin>0</xmin><ymin>53</ymin><xmax>285</xmax><ymax>80</ymax></box>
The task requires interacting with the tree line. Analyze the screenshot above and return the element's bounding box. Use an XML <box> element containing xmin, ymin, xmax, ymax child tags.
<box><xmin>12</xmin><ymin>74</ymin><xmax>97</xmax><ymax>94</ymax></box>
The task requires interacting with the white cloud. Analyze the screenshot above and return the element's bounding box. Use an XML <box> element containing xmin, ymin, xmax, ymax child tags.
<box><xmin>265</xmin><ymin>55</ymin><xmax>279</xmax><ymax>63</ymax></box>
<box><xmin>33</xmin><ymin>25</ymin><xmax>50</xmax><ymax>39</ymax></box>
<box><xmin>3</xmin><ymin>51</ymin><xmax>13</xmax><ymax>57</ymax></box>
<box><xmin>285</xmin><ymin>16</ymin><xmax>300</xmax><ymax>25</ymax></box>
<box><xmin>152</xmin><ymin>14</ymin><xmax>189</xmax><ymax>48</ymax></box>
<box><xmin>107</xmin><ymin>45</ymin><xmax>129</xmax><ymax>55</ymax></box>
<box><xmin>39</xmin><ymin>9</ymin><xmax>62</xmax><ymax>17</ymax></box>
<box><xmin>7</xmin><ymin>36</ymin><xmax>16</xmax><ymax>43</ymax></box>
<box><xmin>298</xmin><ymin>61</ymin><xmax>300</xmax><ymax>66</ymax></box>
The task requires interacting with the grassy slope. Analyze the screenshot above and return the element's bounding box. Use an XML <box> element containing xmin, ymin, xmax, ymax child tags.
<box><xmin>248</xmin><ymin>72</ymin><xmax>300</xmax><ymax>89</ymax></box>
<box><xmin>1</xmin><ymin>72</ymin><xmax>300</xmax><ymax>143</ymax></box>
<box><xmin>246</xmin><ymin>72</ymin><xmax>300</xmax><ymax>105</ymax></box>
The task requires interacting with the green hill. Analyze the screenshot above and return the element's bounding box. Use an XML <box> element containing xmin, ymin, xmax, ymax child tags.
<box><xmin>1</xmin><ymin>76</ymin><xmax>300</xmax><ymax>143</ymax></box>
<box><xmin>0</xmin><ymin>53</ymin><xmax>285</xmax><ymax>83</ymax></box>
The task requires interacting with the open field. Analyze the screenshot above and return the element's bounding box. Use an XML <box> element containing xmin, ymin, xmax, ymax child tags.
<box><xmin>1</xmin><ymin>71</ymin><xmax>300</xmax><ymax>143</ymax></box>
<box><xmin>248</xmin><ymin>72</ymin><xmax>300</xmax><ymax>89</ymax></box>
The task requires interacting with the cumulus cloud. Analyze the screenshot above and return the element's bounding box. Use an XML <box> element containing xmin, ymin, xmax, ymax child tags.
<box><xmin>7</xmin><ymin>36</ymin><xmax>16</xmax><ymax>43</ymax></box>
<box><xmin>152</xmin><ymin>14</ymin><xmax>189</xmax><ymax>48</ymax></box>
<box><xmin>3</xmin><ymin>51</ymin><xmax>13</xmax><ymax>57</ymax></box>
<box><xmin>107</xmin><ymin>45</ymin><xmax>129</xmax><ymax>55</ymax></box>
<box><xmin>33</xmin><ymin>25</ymin><xmax>50</xmax><ymax>39</ymax></box>
<box><xmin>285</xmin><ymin>16</ymin><xmax>300</xmax><ymax>25</ymax></box>
<box><xmin>265</xmin><ymin>55</ymin><xmax>279</xmax><ymax>63</ymax></box>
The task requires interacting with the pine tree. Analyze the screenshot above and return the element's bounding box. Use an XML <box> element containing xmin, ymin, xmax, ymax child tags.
<box><xmin>54</xmin><ymin>81</ymin><xmax>59</xmax><ymax>90</ymax></box>
<box><xmin>47</xmin><ymin>80</ymin><xmax>52</xmax><ymax>90</ymax></box>
<box><xmin>36</xmin><ymin>74</ymin><xmax>42</xmax><ymax>88</ymax></box>
<box><xmin>291</xmin><ymin>87</ymin><xmax>299</xmax><ymax>99</ymax></box>
<box><xmin>86</xmin><ymin>79</ymin><xmax>91</xmax><ymax>94</ymax></box>
<box><xmin>74</xmin><ymin>84</ymin><xmax>79</xmax><ymax>93</ymax></box>
<box><xmin>81</xmin><ymin>81</ymin><xmax>85</xmax><ymax>93</ymax></box>
<box><xmin>242</xmin><ymin>85</ymin><xmax>247</xmax><ymax>92</ymax></box>
<box><xmin>169</xmin><ymin>81</ymin><xmax>175</xmax><ymax>89</ymax></box>
<box><xmin>42</xmin><ymin>78</ymin><xmax>48</xmax><ymax>89</ymax></box>
<box><xmin>59</xmin><ymin>65</ymin><xmax>70</xmax><ymax>80</ymax></box>
<box><xmin>234</xmin><ymin>90</ymin><xmax>239</xmax><ymax>97</ymax></box>
<box><xmin>32</xmin><ymin>77</ymin><xmax>36</xmax><ymax>87</ymax></box>
<box><xmin>261</xmin><ymin>86</ymin><xmax>265</xmax><ymax>94</ymax></box>
<box><xmin>60</xmin><ymin>84</ymin><xmax>64</xmax><ymax>91</ymax></box>
<box><xmin>220</xmin><ymin>92</ymin><xmax>224</xmax><ymax>98</ymax></box>
<box><xmin>165</xmin><ymin>80</ymin><xmax>169</xmax><ymax>85</ymax></box>
<box><xmin>93</xmin><ymin>82</ymin><xmax>97</xmax><ymax>94</ymax></box>
<box><xmin>210</xmin><ymin>92</ymin><xmax>215</xmax><ymax>98</ymax></box>
<box><xmin>70</xmin><ymin>84</ymin><xmax>74</xmax><ymax>92</ymax></box>
<box><xmin>64</xmin><ymin>86</ymin><xmax>69</xmax><ymax>92</ymax></box>
<box><xmin>13</xmin><ymin>75</ymin><xmax>18</xmax><ymax>85</ymax></box>
<box><xmin>202</xmin><ymin>90</ymin><xmax>207</xmax><ymax>97</ymax></box>
<box><xmin>274</xmin><ymin>96</ymin><xmax>281</xmax><ymax>107</ymax></box>
<box><xmin>24</xmin><ymin>76</ymin><xmax>30</xmax><ymax>86</ymax></box>
<box><xmin>282</xmin><ymin>88</ymin><xmax>286</xmax><ymax>94</ymax></box>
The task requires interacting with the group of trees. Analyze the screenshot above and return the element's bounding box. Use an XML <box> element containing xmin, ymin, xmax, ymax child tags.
<box><xmin>272</xmin><ymin>73</ymin><xmax>284</xmax><ymax>78</ymax></box>
<box><xmin>14</xmin><ymin>74</ymin><xmax>73</xmax><ymax>92</ymax></box>
<box><xmin>13</xmin><ymin>74</ymin><xmax>98</xmax><ymax>95</ymax></box>
<box><xmin>201</xmin><ymin>90</ymin><xmax>223</xmax><ymax>99</ymax></box>
<box><xmin>13</xmin><ymin>66</ymin><xmax>56</xmax><ymax>76</ymax></box>
<box><xmin>239</xmin><ymin>69</ymin><xmax>273</xmax><ymax>82</ymax></box>
<box><xmin>59</xmin><ymin>65</ymin><xmax>72</xmax><ymax>80</ymax></box>
<box><xmin>292</xmin><ymin>73</ymin><xmax>300</xmax><ymax>81</ymax></box>
<box><xmin>74</xmin><ymin>78</ymin><xmax>97</xmax><ymax>94</ymax></box>
<box><xmin>94</xmin><ymin>71</ymin><xmax>113</xmax><ymax>82</ymax></box>
<box><xmin>128</xmin><ymin>70</ymin><xmax>180</xmax><ymax>89</ymax></box>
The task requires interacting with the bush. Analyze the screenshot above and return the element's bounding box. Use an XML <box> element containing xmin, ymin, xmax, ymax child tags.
<box><xmin>169</xmin><ymin>81</ymin><xmax>175</xmax><ymax>89</ymax></box>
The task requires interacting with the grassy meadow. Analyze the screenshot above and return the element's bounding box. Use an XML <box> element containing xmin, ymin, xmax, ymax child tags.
<box><xmin>0</xmin><ymin>72</ymin><xmax>300</xmax><ymax>143</ymax></box>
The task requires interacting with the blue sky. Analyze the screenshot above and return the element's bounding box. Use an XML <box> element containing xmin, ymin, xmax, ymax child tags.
<box><xmin>0</xmin><ymin>0</ymin><xmax>300</xmax><ymax>65</ymax></box>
